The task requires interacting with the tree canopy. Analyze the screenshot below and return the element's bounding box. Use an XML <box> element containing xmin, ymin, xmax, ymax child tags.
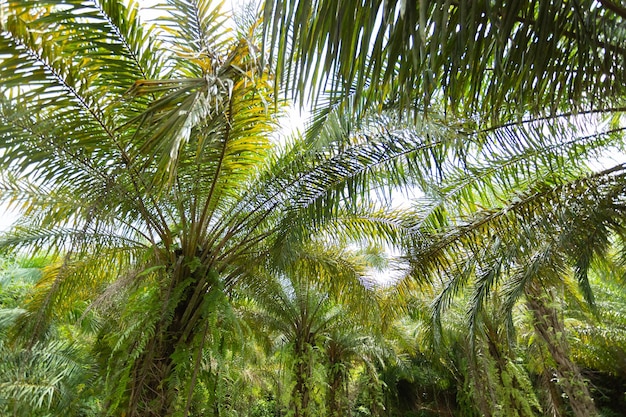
<box><xmin>1</xmin><ymin>0</ymin><xmax>626</xmax><ymax>416</ymax></box>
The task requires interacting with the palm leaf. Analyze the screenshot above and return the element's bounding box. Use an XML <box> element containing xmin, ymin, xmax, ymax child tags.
<box><xmin>264</xmin><ymin>0</ymin><xmax>626</xmax><ymax>118</ymax></box>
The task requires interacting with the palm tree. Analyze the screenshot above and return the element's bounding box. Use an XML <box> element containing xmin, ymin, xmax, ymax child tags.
<box><xmin>262</xmin><ymin>4</ymin><xmax>626</xmax><ymax>416</ymax></box>
<box><xmin>0</xmin><ymin>2</ymin><xmax>277</xmax><ymax>413</ymax></box>
<box><xmin>396</xmin><ymin>165</ymin><xmax>626</xmax><ymax>416</ymax></box>
<box><xmin>323</xmin><ymin>325</ymin><xmax>383</xmax><ymax>417</ymax></box>
<box><xmin>247</xmin><ymin>277</ymin><xmax>335</xmax><ymax>417</ymax></box>
<box><xmin>243</xmin><ymin>241</ymin><xmax>383</xmax><ymax>417</ymax></box>
<box><xmin>0</xmin><ymin>1</ymin><xmax>423</xmax><ymax>415</ymax></box>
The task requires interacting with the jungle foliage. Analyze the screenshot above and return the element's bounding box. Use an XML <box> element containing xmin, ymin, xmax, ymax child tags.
<box><xmin>1</xmin><ymin>0</ymin><xmax>626</xmax><ymax>416</ymax></box>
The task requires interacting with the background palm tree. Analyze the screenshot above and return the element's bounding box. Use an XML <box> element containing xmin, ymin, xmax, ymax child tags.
<box><xmin>323</xmin><ymin>323</ymin><xmax>383</xmax><ymax>417</ymax></box>
<box><xmin>243</xmin><ymin>241</ymin><xmax>383</xmax><ymax>417</ymax></box>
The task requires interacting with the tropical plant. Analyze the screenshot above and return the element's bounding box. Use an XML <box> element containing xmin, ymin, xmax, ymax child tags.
<box><xmin>242</xmin><ymin>241</ymin><xmax>384</xmax><ymax>417</ymax></box>
<box><xmin>0</xmin><ymin>1</ymin><xmax>426</xmax><ymax>415</ymax></box>
<box><xmin>261</xmin><ymin>4</ymin><xmax>626</xmax><ymax>417</ymax></box>
<box><xmin>323</xmin><ymin>324</ymin><xmax>383</xmax><ymax>417</ymax></box>
<box><xmin>4</xmin><ymin>0</ymin><xmax>626</xmax><ymax>415</ymax></box>
<box><xmin>0</xmin><ymin>338</ymin><xmax>101</xmax><ymax>417</ymax></box>
<box><xmin>0</xmin><ymin>257</ymin><xmax>102</xmax><ymax>416</ymax></box>
<box><xmin>566</xmin><ymin>267</ymin><xmax>626</xmax><ymax>415</ymax></box>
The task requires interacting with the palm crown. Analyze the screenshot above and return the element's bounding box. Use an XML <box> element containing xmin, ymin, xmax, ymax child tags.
<box><xmin>0</xmin><ymin>0</ymin><xmax>425</xmax><ymax>414</ymax></box>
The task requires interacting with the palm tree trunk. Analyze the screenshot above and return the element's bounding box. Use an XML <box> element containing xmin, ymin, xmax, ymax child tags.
<box><xmin>292</xmin><ymin>341</ymin><xmax>313</xmax><ymax>417</ymax></box>
<box><xmin>326</xmin><ymin>362</ymin><xmax>345</xmax><ymax>417</ymax></box>
<box><xmin>525</xmin><ymin>285</ymin><xmax>598</xmax><ymax>417</ymax></box>
<box><xmin>128</xmin><ymin>329</ymin><xmax>179</xmax><ymax>416</ymax></box>
<box><xmin>126</xmin><ymin>266</ymin><xmax>207</xmax><ymax>417</ymax></box>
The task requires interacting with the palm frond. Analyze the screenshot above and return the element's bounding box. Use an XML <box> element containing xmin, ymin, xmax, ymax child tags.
<box><xmin>264</xmin><ymin>0</ymin><xmax>626</xmax><ymax>117</ymax></box>
<box><xmin>405</xmin><ymin>167</ymin><xmax>626</xmax><ymax>335</ymax></box>
<box><xmin>155</xmin><ymin>0</ymin><xmax>230</xmax><ymax>72</ymax></box>
<box><xmin>0</xmin><ymin>339</ymin><xmax>98</xmax><ymax>415</ymax></box>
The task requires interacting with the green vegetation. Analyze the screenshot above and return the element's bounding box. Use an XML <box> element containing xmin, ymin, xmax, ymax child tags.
<box><xmin>1</xmin><ymin>0</ymin><xmax>626</xmax><ymax>416</ymax></box>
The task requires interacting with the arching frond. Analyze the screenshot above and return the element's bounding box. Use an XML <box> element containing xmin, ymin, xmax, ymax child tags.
<box><xmin>404</xmin><ymin>167</ymin><xmax>626</xmax><ymax>337</ymax></box>
<box><xmin>265</xmin><ymin>0</ymin><xmax>626</xmax><ymax>118</ymax></box>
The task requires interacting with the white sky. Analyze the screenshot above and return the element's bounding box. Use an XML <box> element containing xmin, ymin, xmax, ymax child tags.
<box><xmin>0</xmin><ymin>206</ymin><xmax>17</xmax><ymax>231</ymax></box>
